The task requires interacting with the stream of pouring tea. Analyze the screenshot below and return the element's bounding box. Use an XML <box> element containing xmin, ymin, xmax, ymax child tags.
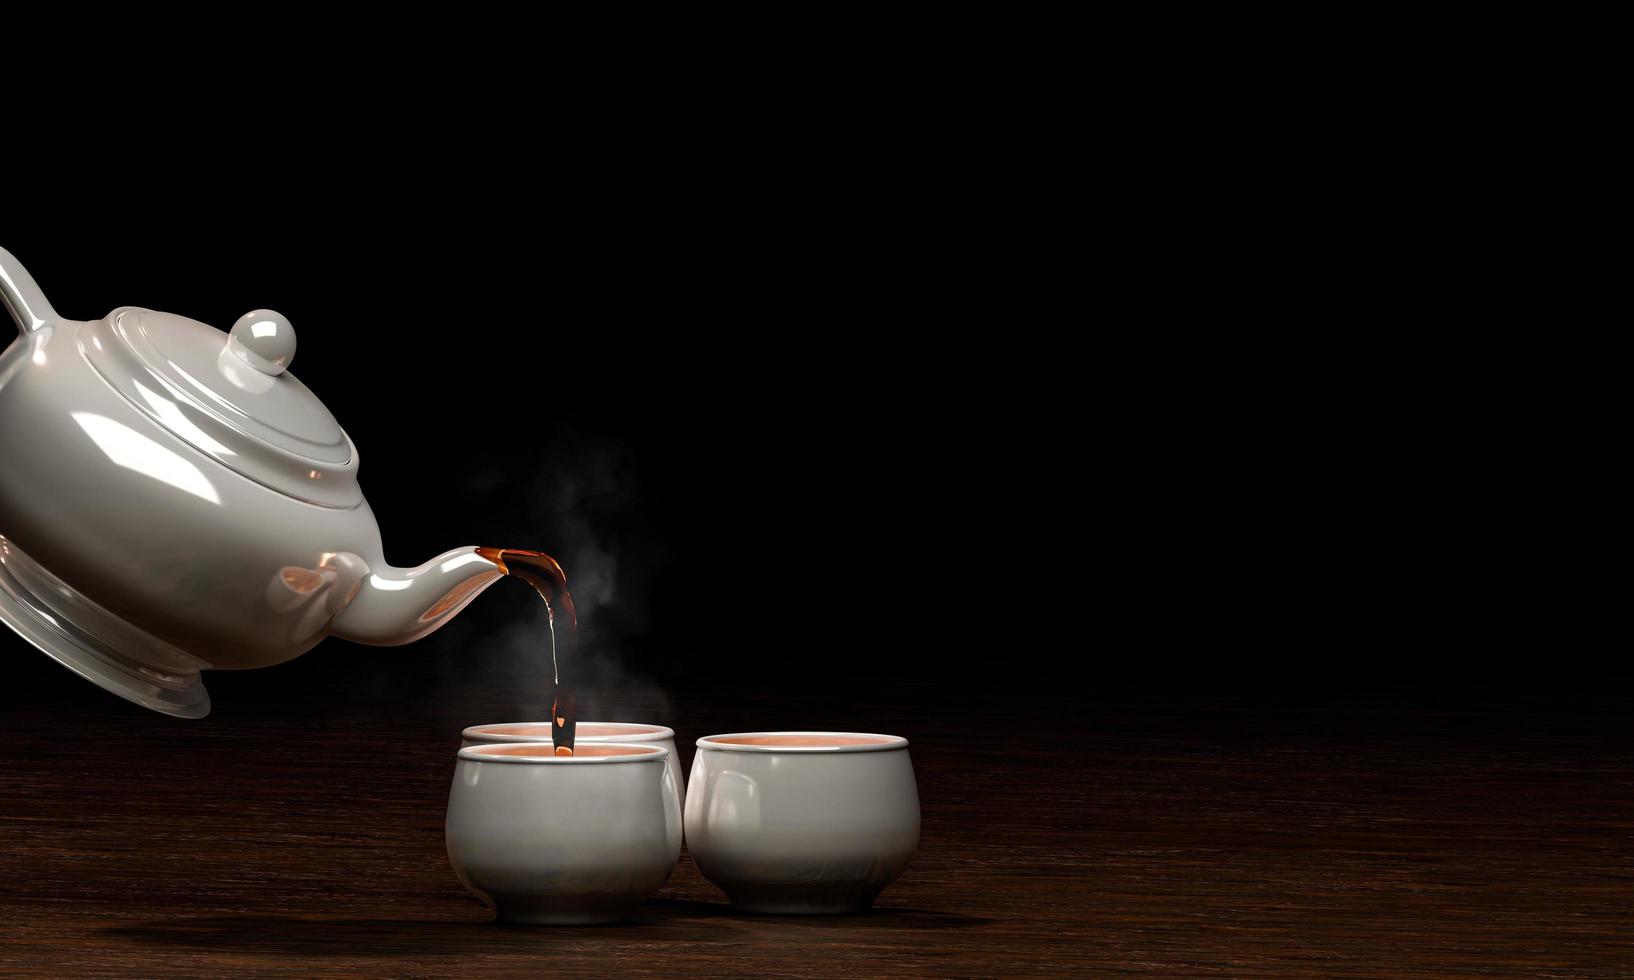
<box><xmin>475</xmin><ymin>547</ymin><xmax>578</xmax><ymax>755</ymax></box>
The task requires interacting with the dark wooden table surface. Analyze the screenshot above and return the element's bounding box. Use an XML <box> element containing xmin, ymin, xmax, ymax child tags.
<box><xmin>2</xmin><ymin>651</ymin><xmax>1632</xmax><ymax>977</ymax></box>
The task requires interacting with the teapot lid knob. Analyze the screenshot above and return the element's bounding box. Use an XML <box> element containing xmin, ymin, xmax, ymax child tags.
<box><xmin>227</xmin><ymin>310</ymin><xmax>297</xmax><ymax>376</ymax></box>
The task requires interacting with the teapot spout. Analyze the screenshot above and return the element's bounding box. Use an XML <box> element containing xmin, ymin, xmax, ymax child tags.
<box><xmin>325</xmin><ymin>547</ymin><xmax>503</xmax><ymax>646</ymax></box>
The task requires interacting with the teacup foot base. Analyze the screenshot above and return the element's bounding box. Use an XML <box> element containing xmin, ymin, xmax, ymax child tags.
<box><xmin>730</xmin><ymin>899</ymin><xmax>873</xmax><ymax>915</ymax></box>
<box><xmin>496</xmin><ymin>910</ymin><xmax>636</xmax><ymax>926</ymax></box>
<box><xmin>720</xmin><ymin>881</ymin><xmax>887</xmax><ymax>916</ymax></box>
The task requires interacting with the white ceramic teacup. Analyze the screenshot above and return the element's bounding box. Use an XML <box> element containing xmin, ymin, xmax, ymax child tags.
<box><xmin>461</xmin><ymin>722</ymin><xmax>683</xmax><ymax>863</ymax></box>
<box><xmin>685</xmin><ymin>732</ymin><xmax>920</xmax><ymax>914</ymax></box>
<box><xmin>446</xmin><ymin>742</ymin><xmax>679</xmax><ymax>925</ymax></box>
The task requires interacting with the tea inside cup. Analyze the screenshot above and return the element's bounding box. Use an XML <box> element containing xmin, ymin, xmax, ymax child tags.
<box><xmin>470</xmin><ymin>743</ymin><xmax>658</xmax><ymax>758</ymax></box>
<box><xmin>462</xmin><ymin>721</ymin><xmax>676</xmax><ymax>744</ymax></box>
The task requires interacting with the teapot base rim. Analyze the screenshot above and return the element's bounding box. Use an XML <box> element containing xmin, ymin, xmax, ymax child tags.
<box><xmin>0</xmin><ymin>533</ymin><xmax>211</xmax><ymax>719</ymax></box>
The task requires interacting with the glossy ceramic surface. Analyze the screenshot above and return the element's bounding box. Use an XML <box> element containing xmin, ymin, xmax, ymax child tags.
<box><xmin>462</xmin><ymin>722</ymin><xmax>684</xmax><ymax>867</ymax></box>
<box><xmin>446</xmin><ymin>743</ymin><xmax>679</xmax><ymax>925</ymax></box>
<box><xmin>0</xmin><ymin>245</ymin><xmax>504</xmax><ymax>717</ymax></box>
<box><xmin>685</xmin><ymin>732</ymin><xmax>920</xmax><ymax>914</ymax></box>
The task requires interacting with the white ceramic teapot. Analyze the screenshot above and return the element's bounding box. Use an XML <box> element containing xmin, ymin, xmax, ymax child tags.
<box><xmin>0</xmin><ymin>246</ymin><xmax>507</xmax><ymax>718</ymax></box>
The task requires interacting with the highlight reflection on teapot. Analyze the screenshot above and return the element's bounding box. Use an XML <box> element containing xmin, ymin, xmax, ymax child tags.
<box><xmin>0</xmin><ymin>245</ymin><xmax>526</xmax><ymax>718</ymax></box>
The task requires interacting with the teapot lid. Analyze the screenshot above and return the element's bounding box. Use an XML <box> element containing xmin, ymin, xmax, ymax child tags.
<box><xmin>80</xmin><ymin>307</ymin><xmax>362</xmax><ymax>507</ymax></box>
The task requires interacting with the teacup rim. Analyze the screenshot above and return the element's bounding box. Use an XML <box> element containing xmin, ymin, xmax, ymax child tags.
<box><xmin>696</xmin><ymin>731</ymin><xmax>909</xmax><ymax>754</ymax></box>
<box><xmin>458</xmin><ymin>742</ymin><xmax>671</xmax><ymax>765</ymax></box>
<box><xmin>461</xmin><ymin>721</ymin><xmax>677</xmax><ymax>744</ymax></box>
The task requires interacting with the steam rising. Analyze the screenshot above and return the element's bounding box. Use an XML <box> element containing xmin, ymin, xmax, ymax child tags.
<box><xmin>446</xmin><ymin>433</ymin><xmax>672</xmax><ymax>725</ymax></box>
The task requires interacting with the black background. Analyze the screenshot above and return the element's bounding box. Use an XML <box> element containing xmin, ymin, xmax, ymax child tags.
<box><xmin>0</xmin><ymin>189</ymin><xmax>1606</xmax><ymax>732</ymax></box>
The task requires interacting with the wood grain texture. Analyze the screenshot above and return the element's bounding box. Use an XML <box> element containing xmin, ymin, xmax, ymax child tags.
<box><xmin>2</xmin><ymin>652</ymin><xmax>1633</xmax><ymax>977</ymax></box>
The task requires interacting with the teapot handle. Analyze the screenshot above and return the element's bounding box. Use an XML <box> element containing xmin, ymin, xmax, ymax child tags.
<box><xmin>0</xmin><ymin>246</ymin><xmax>59</xmax><ymax>336</ymax></box>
